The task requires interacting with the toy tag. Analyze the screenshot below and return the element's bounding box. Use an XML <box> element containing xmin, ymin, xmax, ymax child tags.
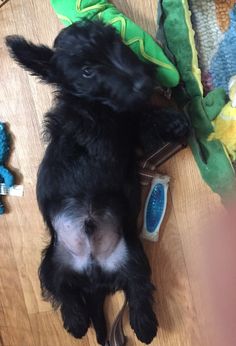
<box><xmin>0</xmin><ymin>184</ymin><xmax>24</xmax><ymax>197</ymax></box>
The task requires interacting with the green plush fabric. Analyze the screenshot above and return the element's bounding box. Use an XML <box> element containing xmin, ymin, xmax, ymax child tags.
<box><xmin>161</xmin><ymin>0</ymin><xmax>236</xmax><ymax>197</ymax></box>
<box><xmin>162</xmin><ymin>0</ymin><xmax>201</xmax><ymax>97</ymax></box>
<box><xmin>187</xmin><ymin>96</ymin><xmax>235</xmax><ymax>197</ymax></box>
<box><xmin>50</xmin><ymin>0</ymin><xmax>180</xmax><ymax>87</ymax></box>
<box><xmin>204</xmin><ymin>88</ymin><xmax>226</xmax><ymax>121</ymax></box>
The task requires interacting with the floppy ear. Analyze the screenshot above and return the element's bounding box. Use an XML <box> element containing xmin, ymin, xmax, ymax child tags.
<box><xmin>5</xmin><ymin>35</ymin><xmax>55</xmax><ymax>83</ymax></box>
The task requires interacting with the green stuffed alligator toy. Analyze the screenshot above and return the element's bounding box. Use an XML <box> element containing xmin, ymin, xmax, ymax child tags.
<box><xmin>50</xmin><ymin>0</ymin><xmax>179</xmax><ymax>88</ymax></box>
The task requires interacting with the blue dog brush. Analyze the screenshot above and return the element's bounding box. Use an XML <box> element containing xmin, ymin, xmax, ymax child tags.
<box><xmin>142</xmin><ymin>175</ymin><xmax>170</xmax><ymax>241</ymax></box>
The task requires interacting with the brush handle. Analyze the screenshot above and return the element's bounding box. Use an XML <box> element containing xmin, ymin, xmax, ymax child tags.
<box><xmin>142</xmin><ymin>175</ymin><xmax>170</xmax><ymax>242</ymax></box>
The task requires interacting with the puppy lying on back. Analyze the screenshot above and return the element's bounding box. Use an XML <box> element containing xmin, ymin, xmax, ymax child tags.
<box><xmin>6</xmin><ymin>21</ymin><xmax>189</xmax><ymax>345</ymax></box>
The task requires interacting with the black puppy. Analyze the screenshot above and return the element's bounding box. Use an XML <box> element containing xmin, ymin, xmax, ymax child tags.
<box><xmin>6</xmin><ymin>21</ymin><xmax>189</xmax><ymax>345</ymax></box>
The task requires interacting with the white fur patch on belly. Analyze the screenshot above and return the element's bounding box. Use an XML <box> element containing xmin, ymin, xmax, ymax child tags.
<box><xmin>97</xmin><ymin>238</ymin><xmax>128</xmax><ymax>272</ymax></box>
<box><xmin>71</xmin><ymin>238</ymin><xmax>128</xmax><ymax>273</ymax></box>
<box><xmin>52</xmin><ymin>208</ymin><xmax>128</xmax><ymax>273</ymax></box>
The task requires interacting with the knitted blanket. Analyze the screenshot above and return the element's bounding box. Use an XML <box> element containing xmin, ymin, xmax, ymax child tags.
<box><xmin>189</xmin><ymin>0</ymin><xmax>236</xmax><ymax>94</ymax></box>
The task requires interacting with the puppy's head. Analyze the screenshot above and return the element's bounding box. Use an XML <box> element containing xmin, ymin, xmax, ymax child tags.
<box><xmin>6</xmin><ymin>21</ymin><xmax>155</xmax><ymax>111</ymax></box>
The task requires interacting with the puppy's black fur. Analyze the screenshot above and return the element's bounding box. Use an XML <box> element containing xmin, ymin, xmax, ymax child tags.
<box><xmin>6</xmin><ymin>21</ymin><xmax>189</xmax><ymax>345</ymax></box>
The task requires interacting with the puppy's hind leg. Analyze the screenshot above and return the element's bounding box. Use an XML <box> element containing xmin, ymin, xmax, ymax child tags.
<box><xmin>39</xmin><ymin>244</ymin><xmax>90</xmax><ymax>339</ymax></box>
<box><xmin>124</xmin><ymin>242</ymin><xmax>158</xmax><ymax>344</ymax></box>
<box><xmin>86</xmin><ymin>291</ymin><xmax>107</xmax><ymax>346</ymax></box>
<box><xmin>60</xmin><ymin>290</ymin><xmax>90</xmax><ymax>339</ymax></box>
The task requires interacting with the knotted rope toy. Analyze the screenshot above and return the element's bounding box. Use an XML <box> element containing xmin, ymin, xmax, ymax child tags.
<box><xmin>0</xmin><ymin>122</ymin><xmax>14</xmax><ymax>214</ymax></box>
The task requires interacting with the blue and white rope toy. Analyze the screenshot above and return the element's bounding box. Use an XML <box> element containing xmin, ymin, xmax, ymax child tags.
<box><xmin>142</xmin><ymin>174</ymin><xmax>170</xmax><ymax>241</ymax></box>
<box><xmin>0</xmin><ymin>122</ymin><xmax>14</xmax><ymax>214</ymax></box>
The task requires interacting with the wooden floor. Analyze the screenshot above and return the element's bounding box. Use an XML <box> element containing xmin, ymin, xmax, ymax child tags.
<box><xmin>0</xmin><ymin>1</ymin><xmax>222</xmax><ymax>345</ymax></box>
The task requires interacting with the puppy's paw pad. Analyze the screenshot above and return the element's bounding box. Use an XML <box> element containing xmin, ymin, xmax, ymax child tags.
<box><xmin>96</xmin><ymin>331</ymin><xmax>107</xmax><ymax>346</ymax></box>
<box><xmin>97</xmin><ymin>337</ymin><xmax>107</xmax><ymax>346</ymax></box>
<box><xmin>64</xmin><ymin>321</ymin><xmax>89</xmax><ymax>339</ymax></box>
<box><xmin>63</xmin><ymin>318</ymin><xmax>89</xmax><ymax>339</ymax></box>
<box><xmin>130</xmin><ymin>307</ymin><xmax>158</xmax><ymax>344</ymax></box>
<box><xmin>61</xmin><ymin>305</ymin><xmax>90</xmax><ymax>339</ymax></box>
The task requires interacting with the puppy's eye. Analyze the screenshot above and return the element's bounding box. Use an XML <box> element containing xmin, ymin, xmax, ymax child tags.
<box><xmin>82</xmin><ymin>66</ymin><xmax>94</xmax><ymax>78</ymax></box>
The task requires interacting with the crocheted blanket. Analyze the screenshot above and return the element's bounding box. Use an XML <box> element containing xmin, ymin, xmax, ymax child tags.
<box><xmin>189</xmin><ymin>0</ymin><xmax>236</xmax><ymax>94</ymax></box>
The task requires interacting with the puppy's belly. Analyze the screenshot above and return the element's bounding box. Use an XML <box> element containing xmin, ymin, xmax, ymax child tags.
<box><xmin>73</xmin><ymin>237</ymin><xmax>128</xmax><ymax>272</ymax></box>
<box><xmin>55</xmin><ymin>238</ymin><xmax>128</xmax><ymax>273</ymax></box>
<box><xmin>52</xmin><ymin>205</ymin><xmax>129</xmax><ymax>272</ymax></box>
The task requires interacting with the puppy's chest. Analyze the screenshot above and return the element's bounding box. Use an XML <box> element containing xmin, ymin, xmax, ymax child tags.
<box><xmin>78</xmin><ymin>117</ymin><xmax>132</xmax><ymax>157</ymax></box>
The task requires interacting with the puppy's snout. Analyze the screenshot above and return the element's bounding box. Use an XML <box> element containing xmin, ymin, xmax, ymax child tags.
<box><xmin>133</xmin><ymin>76</ymin><xmax>152</xmax><ymax>94</ymax></box>
<box><xmin>84</xmin><ymin>218</ymin><xmax>96</xmax><ymax>236</ymax></box>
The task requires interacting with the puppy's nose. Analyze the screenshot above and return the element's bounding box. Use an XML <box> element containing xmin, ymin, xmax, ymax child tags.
<box><xmin>84</xmin><ymin>219</ymin><xmax>96</xmax><ymax>236</ymax></box>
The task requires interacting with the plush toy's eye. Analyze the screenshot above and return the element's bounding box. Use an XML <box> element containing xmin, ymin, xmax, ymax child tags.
<box><xmin>82</xmin><ymin>66</ymin><xmax>94</xmax><ymax>78</ymax></box>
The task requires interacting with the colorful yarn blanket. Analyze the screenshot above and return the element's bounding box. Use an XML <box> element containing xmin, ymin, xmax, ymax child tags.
<box><xmin>159</xmin><ymin>0</ymin><xmax>236</xmax><ymax>198</ymax></box>
<box><xmin>189</xmin><ymin>0</ymin><xmax>236</xmax><ymax>94</ymax></box>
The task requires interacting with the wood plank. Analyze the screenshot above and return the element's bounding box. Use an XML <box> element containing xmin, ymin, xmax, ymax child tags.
<box><xmin>166</xmin><ymin>149</ymin><xmax>223</xmax><ymax>346</ymax></box>
<box><xmin>29</xmin><ymin>311</ymin><xmax>90</xmax><ymax>346</ymax></box>
<box><xmin>0</xmin><ymin>217</ymin><xmax>35</xmax><ymax>346</ymax></box>
<box><xmin>1</xmin><ymin>14</ymin><xmax>50</xmax><ymax>317</ymax></box>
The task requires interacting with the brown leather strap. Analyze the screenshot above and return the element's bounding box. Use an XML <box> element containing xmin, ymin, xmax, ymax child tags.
<box><xmin>0</xmin><ymin>0</ymin><xmax>10</xmax><ymax>9</ymax></box>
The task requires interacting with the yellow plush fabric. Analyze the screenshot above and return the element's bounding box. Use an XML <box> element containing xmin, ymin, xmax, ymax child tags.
<box><xmin>209</xmin><ymin>76</ymin><xmax>236</xmax><ymax>161</ymax></box>
<box><xmin>209</xmin><ymin>103</ymin><xmax>236</xmax><ymax>161</ymax></box>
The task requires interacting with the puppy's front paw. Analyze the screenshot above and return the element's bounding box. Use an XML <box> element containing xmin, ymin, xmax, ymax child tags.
<box><xmin>165</xmin><ymin>115</ymin><xmax>190</xmax><ymax>140</ymax></box>
<box><xmin>61</xmin><ymin>303</ymin><xmax>90</xmax><ymax>339</ymax></box>
<box><xmin>129</xmin><ymin>305</ymin><xmax>158</xmax><ymax>344</ymax></box>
